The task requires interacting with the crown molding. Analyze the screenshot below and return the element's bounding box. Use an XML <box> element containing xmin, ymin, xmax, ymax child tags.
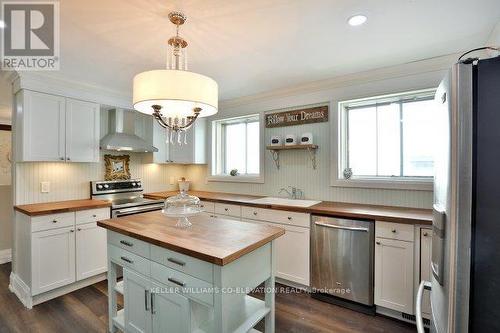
<box><xmin>220</xmin><ymin>52</ymin><xmax>460</xmax><ymax>110</ymax></box>
<box><xmin>11</xmin><ymin>72</ymin><xmax>133</xmax><ymax>109</ymax></box>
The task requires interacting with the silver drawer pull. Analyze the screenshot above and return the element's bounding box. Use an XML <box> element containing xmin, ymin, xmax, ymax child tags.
<box><xmin>92</xmin><ymin>214</ymin><xmax>97</xmax><ymax>218</ymax></box>
<box><xmin>314</xmin><ymin>221</ymin><xmax>369</xmax><ymax>232</ymax></box>
<box><xmin>120</xmin><ymin>240</ymin><xmax>133</xmax><ymax>247</ymax></box>
<box><xmin>168</xmin><ymin>277</ymin><xmax>185</xmax><ymax>287</ymax></box>
<box><xmin>167</xmin><ymin>258</ymin><xmax>186</xmax><ymax>266</ymax></box>
<box><xmin>120</xmin><ymin>256</ymin><xmax>133</xmax><ymax>264</ymax></box>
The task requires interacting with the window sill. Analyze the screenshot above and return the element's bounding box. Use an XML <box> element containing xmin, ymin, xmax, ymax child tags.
<box><xmin>331</xmin><ymin>178</ymin><xmax>433</xmax><ymax>191</ymax></box>
<box><xmin>207</xmin><ymin>175</ymin><xmax>264</xmax><ymax>184</ymax></box>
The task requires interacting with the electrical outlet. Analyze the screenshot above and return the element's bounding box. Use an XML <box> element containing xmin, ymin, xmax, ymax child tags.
<box><xmin>40</xmin><ymin>181</ymin><xmax>50</xmax><ymax>193</ymax></box>
<box><xmin>169</xmin><ymin>176</ymin><xmax>175</xmax><ymax>185</ymax></box>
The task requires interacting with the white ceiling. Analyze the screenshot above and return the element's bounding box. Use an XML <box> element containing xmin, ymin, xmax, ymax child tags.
<box><xmin>31</xmin><ymin>0</ymin><xmax>500</xmax><ymax>101</ymax></box>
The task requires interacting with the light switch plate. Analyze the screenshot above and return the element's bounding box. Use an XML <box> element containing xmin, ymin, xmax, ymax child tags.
<box><xmin>169</xmin><ymin>176</ymin><xmax>175</xmax><ymax>185</ymax></box>
<box><xmin>40</xmin><ymin>181</ymin><xmax>50</xmax><ymax>193</ymax></box>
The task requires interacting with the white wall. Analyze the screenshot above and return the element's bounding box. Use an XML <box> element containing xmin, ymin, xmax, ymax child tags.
<box><xmin>187</xmin><ymin>54</ymin><xmax>460</xmax><ymax>209</ymax></box>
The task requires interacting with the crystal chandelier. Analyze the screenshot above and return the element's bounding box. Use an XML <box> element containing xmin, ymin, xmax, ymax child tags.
<box><xmin>133</xmin><ymin>11</ymin><xmax>218</xmax><ymax>144</ymax></box>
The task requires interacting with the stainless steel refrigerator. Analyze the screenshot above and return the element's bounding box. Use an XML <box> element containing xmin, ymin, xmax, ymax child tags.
<box><xmin>417</xmin><ymin>56</ymin><xmax>500</xmax><ymax>332</ymax></box>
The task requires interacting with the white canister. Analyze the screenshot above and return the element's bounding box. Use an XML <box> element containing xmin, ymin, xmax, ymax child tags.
<box><xmin>284</xmin><ymin>134</ymin><xmax>297</xmax><ymax>146</ymax></box>
<box><xmin>178</xmin><ymin>178</ymin><xmax>190</xmax><ymax>192</ymax></box>
<box><xmin>270</xmin><ymin>135</ymin><xmax>282</xmax><ymax>146</ymax></box>
<box><xmin>300</xmin><ymin>132</ymin><xmax>313</xmax><ymax>145</ymax></box>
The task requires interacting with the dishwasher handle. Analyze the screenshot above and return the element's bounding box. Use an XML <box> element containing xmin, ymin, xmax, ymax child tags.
<box><xmin>314</xmin><ymin>221</ymin><xmax>369</xmax><ymax>232</ymax></box>
<box><xmin>416</xmin><ymin>280</ymin><xmax>432</xmax><ymax>333</ymax></box>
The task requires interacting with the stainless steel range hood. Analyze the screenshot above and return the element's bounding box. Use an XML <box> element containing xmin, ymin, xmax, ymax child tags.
<box><xmin>100</xmin><ymin>109</ymin><xmax>158</xmax><ymax>152</ymax></box>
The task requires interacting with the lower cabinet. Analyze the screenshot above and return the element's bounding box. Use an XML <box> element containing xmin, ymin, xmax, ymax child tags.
<box><xmin>374</xmin><ymin>237</ymin><xmax>414</xmax><ymax>313</ymax></box>
<box><xmin>275</xmin><ymin>224</ymin><xmax>310</xmax><ymax>285</ymax></box>
<box><xmin>124</xmin><ymin>268</ymin><xmax>190</xmax><ymax>333</ymax></box>
<box><xmin>76</xmin><ymin>222</ymin><xmax>108</xmax><ymax>280</ymax></box>
<box><xmin>31</xmin><ymin>226</ymin><xmax>76</xmax><ymax>295</ymax></box>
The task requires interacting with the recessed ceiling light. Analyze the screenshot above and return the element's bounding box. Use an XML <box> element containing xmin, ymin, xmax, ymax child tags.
<box><xmin>0</xmin><ymin>20</ymin><xmax>6</xmax><ymax>29</ymax></box>
<box><xmin>348</xmin><ymin>15</ymin><xmax>367</xmax><ymax>26</ymax></box>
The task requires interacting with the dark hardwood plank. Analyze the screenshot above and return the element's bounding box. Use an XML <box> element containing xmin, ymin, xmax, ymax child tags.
<box><xmin>0</xmin><ymin>263</ymin><xmax>415</xmax><ymax>332</ymax></box>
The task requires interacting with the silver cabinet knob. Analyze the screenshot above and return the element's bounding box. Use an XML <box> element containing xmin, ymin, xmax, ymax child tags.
<box><xmin>92</xmin><ymin>214</ymin><xmax>97</xmax><ymax>218</ymax></box>
<box><xmin>423</xmin><ymin>232</ymin><xmax>429</xmax><ymax>237</ymax></box>
<box><xmin>287</xmin><ymin>216</ymin><xmax>292</xmax><ymax>220</ymax></box>
<box><xmin>52</xmin><ymin>220</ymin><xmax>58</xmax><ymax>223</ymax></box>
<box><xmin>77</xmin><ymin>228</ymin><xmax>81</xmax><ymax>231</ymax></box>
<box><xmin>67</xmin><ymin>157</ymin><xmax>71</xmax><ymax>161</ymax></box>
<box><xmin>253</xmin><ymin>211</ymin><xmax>258</xmax><ymax>216</ymax></box>
<box><xmin>376</xmin><ymin>241</ymin><xmax>381</xmax><ymax>245</ymax></box>
<box><xmin>70</xmin><ymin>229</ymin><xmax>74</xmax><ymax>233</ymax></box>
<box><xmin>391</xmin><ymin>229</ymin><xmax>397</xmax><ymax>233</ymax></box>
<box><xmin>60</xmin><ymin>157</ymin><xmax>64</xmax><ymax>160</ymax></box>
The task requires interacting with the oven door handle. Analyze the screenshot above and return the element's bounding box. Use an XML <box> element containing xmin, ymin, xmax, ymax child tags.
<box><xmin>114</xmin><ymin>204</ymin><xmax>164</xmax><ymax>217</ymax></box>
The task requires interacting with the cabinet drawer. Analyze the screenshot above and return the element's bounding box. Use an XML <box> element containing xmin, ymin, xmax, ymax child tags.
<box><xmin>75</xmin><ymin>207</ymin><xmax>110</xmax><ymax>225</ymax></box>
<box><xmin>151</xmin><ymin>245</ymin><xmax>213</xmax><ymax>283</ymax></box>
<box><xmin>31</xmin><ymin>212</ymin><xmax>75</xmax><ymax>232</ymax></box>
<box><xmin>108</xmin><ymin>244</ymin><xmax>150</xmax><ymax>275</ymax></box>
<box><xmin>151</xmin><ymin>261</ymin><xmax>213</xmax><ymax>306</ymax></box>
<box><xmin>375</xmin><ymin>221</ymin><xmax>414</xmax><ymax>242</ymax></box>
<box><xmin>214</xmin><ymin>203</ymin><xmax>241</xmax><ymax>218</ymax></box>
<box><xmin>199</xmin><ymin>201</ymin><xmax>215</xmax><ymax>213</ymax></box>
<box><xmin>108</xmin><ymin>231</ymin><xmax>150</xmax><ymax>258</ymax></box>
<box><xmin>241</xmin><ymin>206</ymin><xmax>310</xmax><ymax>228</ymax></box>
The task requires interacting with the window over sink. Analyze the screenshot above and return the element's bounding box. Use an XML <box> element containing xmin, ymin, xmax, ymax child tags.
<box><xmin>209</xmin><ymin>114</ymin><xmax>264</xmax><ymax>183</ymax></box>
<box><xmin>333</xmin><ymin>89</ymin><xmax>436</xmax><ymax>190</ymax></box>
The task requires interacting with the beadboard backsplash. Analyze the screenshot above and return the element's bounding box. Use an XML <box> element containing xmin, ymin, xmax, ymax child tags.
<box><xmin>14</xmin><ymin>152</ymin><xmax>185</xmax><ymax>205</ymax></box>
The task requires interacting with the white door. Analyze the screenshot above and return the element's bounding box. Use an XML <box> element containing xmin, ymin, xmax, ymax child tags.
<box><xmin>75</xmin><ymin>222</ymin><xmax>107</xmax><ymax>280</ymax></box>
<box><xmin>374</xmin><ymin>237</ymin><xmax>414</xmax><ymax>313</ymax></box>
<box><xmin>124</xmin><ymin>269</ymin><xmax>152</xmax><ymax>333</ymax></box>
<box><xmin>420</xmin><ymin>228</ymin><xmax>432</xmax><ymax>318</ymax></box>
<box><xmin>152</xmin><ymin>282</ymin><xmax>190</xmax><ymax>333</ymax></box>
<box><xmin>275</xmin><ymin>224</ymin><xmax>310</xmax><ymax>286</ymax></box>
<box><xmin>31</xmin><ymin>226</ymin><xmax>76</xmax><ymax>295</ymax></box>
<box><xmin>65</xmin><ymin>98</ymin><xmax>100</xmax><ymax>162</ymax></box>
<box><xmin>22</xmin><ymin>90</ymin><xmax>66</xmax><ymax>161</ymax></box>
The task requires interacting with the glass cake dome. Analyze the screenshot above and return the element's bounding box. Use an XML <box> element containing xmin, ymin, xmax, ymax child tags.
<box><xmin>163</xmin><ymin>190</ymin><xmax>202</xmax><ymax>227</ymax></box>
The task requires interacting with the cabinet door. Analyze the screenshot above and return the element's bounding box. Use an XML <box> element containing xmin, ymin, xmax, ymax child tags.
<box><xmin>152</xmin><ymin>282</ymin><xmax>190</xmax><ymax>333</ymax></box>
<box><xmin>31</xmin><ymin>226</ymin><xmax>76</xmax><ymax>295</ymax></box>
<box><xmin>420</xmin><ymin>228</ymin><xmax>432</xmax><ymax>317</ymax></box>
<box><xmin>76</xmin><ymin>222</ymin><xmax>107</xmax><ymax>280</ymax></box>
<box><xmin>65</xmin><ymin>98</ymin><xmax>100</xmax><ymax>162</ymax></box>
<box><xmin>22</xmin><ymin>90</ymin><xmax>66</xmax><ymax>161</ymax></box>
<box><xmin>276</xmin><ymin>224</ymin><xmax>310</xmax><ymax>286</ymax></box>
<box><xmin>124</xmin><ymin>269</ymin><xmax>152</xmax><ymax>333</ymax></box>
<box><xmin>375</xmin><ymin>237</ymin><xmax>414</xmax><ymax>313</ymax></box>
<box><xmin>169</xmin><ymin>131</ymin><xmax>194</xmax><ymax>164</ymax></box>
<box><xmin>151</xmin><ymin>121</ymin><xmax>171</xmax><ymax>163</ymax></box>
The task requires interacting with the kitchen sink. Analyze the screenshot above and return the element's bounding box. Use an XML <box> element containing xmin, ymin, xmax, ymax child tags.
<box><xmin>249</xmin><ymin>197</ymin><xmax>321</xmax><ymax>208</ymax></box>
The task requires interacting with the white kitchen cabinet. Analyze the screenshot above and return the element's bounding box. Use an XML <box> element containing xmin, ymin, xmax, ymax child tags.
<box><xmin>17</xmin><ymin>90</ymin><xmax>66</xmax><ymax>161</ymax></box>
<box><xmin>31</xmin><ymin>226</ymin><xmax>76</xmax><ymax>295</ymax></box>
<box><xmin>420</xmin><ymin>228</ymin><xmax>432</xmax><ymax>318</ymax></box>
<box><xmin>65</xmin><ymin>98</ymin><xmax>100</xmax><ymax>162</ymax></box>
<box><xmin>76</xmin><ymin>222</ymin><xmax>108</xmax><ymax>280</ymax></box>
<box><xmin>15</xmin><ymin>90</ymin><xmax>100</xmax><ymax>162</ymax></box>
<box><xmin>275</xmin><ymin>224</ymin><xmax>310</xmax><ymax>285</ymax></box>
<box><xmin>151</xmin><ymin>281</ymin><xmax>191</xmax><ymax>333</ymax></box>
<box><xmin>124</xmin><ymin>269</ymin><xmax>152</xmax><ymax>333</ymax></box>
<box><xmin>374</xmin><ymin>237</ymin><xmax>414</xmax><ymax>313</ymax></box>
<box><xmin>148</xmin><ymin>118</ymin><xmax>206</xmax><ymax>164</ymax></box>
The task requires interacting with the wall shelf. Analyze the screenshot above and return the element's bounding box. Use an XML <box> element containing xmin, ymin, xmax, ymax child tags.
<box><xmin>266</xmin><ymin>144</ymin><xmax>318</xmax><ymax>169</ymax></box>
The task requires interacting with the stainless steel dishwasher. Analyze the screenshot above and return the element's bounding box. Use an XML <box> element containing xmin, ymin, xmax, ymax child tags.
<box><xmin>311</xmin><ymin>215</ymin><xmax>374</xmax><ymax>308</ymax></box>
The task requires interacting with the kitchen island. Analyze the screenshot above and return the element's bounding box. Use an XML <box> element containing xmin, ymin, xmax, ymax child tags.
<box><xmin>97</xmin><ymin>211</ymin><xmax>285</xmax><ymax>333</ymax></box>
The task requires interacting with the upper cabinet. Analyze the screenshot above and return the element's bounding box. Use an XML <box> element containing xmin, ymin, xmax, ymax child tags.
<box><xmin>149</xmin><ymin>118</ymin><xmax>206</xmax><ymax>164</ymax></box>
<box><xmin>15</xmin><ymin>90</ymin><xmax>100</xmax><ymax>163</ymax></box>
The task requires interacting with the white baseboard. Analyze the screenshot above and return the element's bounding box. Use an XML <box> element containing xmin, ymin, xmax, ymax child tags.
<box><xmin>9</xmin><ymin>272</ymin><xmax>32</xmax><ymax>309</ymax></box>
<box><xmin>0</xmin><ymin>248</ymin><xmax>12</xmax><ymax>264</ymax></box>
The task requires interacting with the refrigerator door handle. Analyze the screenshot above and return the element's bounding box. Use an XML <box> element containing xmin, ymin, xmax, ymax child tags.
<box><xmin>416</xmin><ymin>280</ymin><xmax>432</xmax><ymax>333</ymax></box>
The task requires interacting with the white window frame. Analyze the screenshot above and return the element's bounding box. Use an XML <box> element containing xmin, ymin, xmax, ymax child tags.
<box><xmin>208</xmin><ymin>113</ymin><xmax>264</xmax><ymax>183</ymax></box>
<box><xmin>331</xmin><ymin>88</ymin><xmax>436</xmax><ymax>191</ymax></box>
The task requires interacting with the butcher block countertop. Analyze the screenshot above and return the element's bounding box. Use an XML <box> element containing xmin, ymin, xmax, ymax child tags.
<box><xmin>14</xmin><ymin>199</ymin><xmax>111</xmax><ymax>216</ymax></box>
<box><xmin>145</xmin><ymin>190</ymin><xmax>432</xmax><ymax>225</ymax></box>
<box><xmin>97</xmin><ymin>211</ymin><xmax>285</xmax><ymax>266</ymax></box>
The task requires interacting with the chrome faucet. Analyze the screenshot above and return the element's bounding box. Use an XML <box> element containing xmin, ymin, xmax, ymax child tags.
<box><xmin>278</xmin><ymin>186</ymin><xmax>303</xmax><ymax>200</ymax></box>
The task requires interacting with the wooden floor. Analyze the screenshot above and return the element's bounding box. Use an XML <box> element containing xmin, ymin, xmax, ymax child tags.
<box><xmin>0</xmin><ymin>263</ymin><xmax>415</xmax><ymax>333</ymax></box>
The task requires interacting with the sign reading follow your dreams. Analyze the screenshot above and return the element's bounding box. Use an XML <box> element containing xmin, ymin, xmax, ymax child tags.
<box><xmin>1</xmin><ymin>1</ymin><xmax>60</xmax><ymax>71</ymax></box>
<box><xmin>265</xmin><ymin>105</ymin><xmax>328</xmax><ymax>128</ymax></box>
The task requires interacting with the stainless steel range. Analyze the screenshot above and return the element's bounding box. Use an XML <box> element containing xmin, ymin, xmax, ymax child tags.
<box><xmin>90</xmin><ymin>179</ymin><xmax>164</xmax><ymax>218</ymax></box>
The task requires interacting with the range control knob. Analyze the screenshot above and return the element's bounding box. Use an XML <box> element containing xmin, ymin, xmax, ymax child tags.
<box><xmin>104</xmin><ymin>184</ymin><xmax>110</xmax><ymax>189</ymax></box>
<box><xmin>132</xmin><ymin>182</ymin><xmax>137</xmax><ymax>186</ymax></box>
<box><xmin>97</xmin><ymin>184</ymin><xmax>103</xmax><ymax>189</ymax></box>
<box><xmin>136</xmin><ymin>182</ymin><xmax>141</xmax><ymax>187</ymax></box>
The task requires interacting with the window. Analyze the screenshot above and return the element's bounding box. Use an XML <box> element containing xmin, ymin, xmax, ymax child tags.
<box><xmin>210</xmin><ymin>114</ymin><xmax>263</xmax><ymax>182</ymax></box>
<box><xmin>336</xmin><ymin>89</ymin><xmax>436</xmax><ymax>189</ymax></box>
